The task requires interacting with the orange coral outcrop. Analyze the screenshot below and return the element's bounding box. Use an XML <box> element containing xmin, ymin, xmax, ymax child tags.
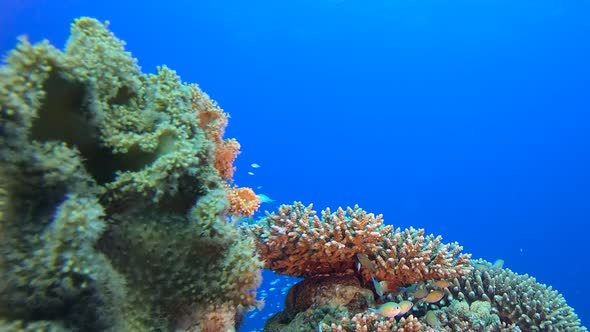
<box><xmin>214</xmin><ymin>138</ymin><xmax>240</xmax><ymax>181</ymax></box>
<box><xmin>190</xmin><ymin>85</ymin><xmax>240</xmax><ymax>181</ymax></box>
<box><xmin>197</xmin><ymin>107</ymin><xmax>228</xmax><ymax>143</ymax></box>
<box><xmin>226</xmin><ymin>186</ymin><xmax>261</xmax><ymax>217</ymax></box>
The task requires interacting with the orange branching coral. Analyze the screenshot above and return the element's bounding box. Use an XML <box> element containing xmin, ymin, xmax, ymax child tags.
<box><xmin>322</xmin><ymin>313</ymin><xmax>430</xmax><ymax>332</ymax></box>
<box><xmin>371</xmin><ymin>227</ymin><xmax>471</xmax><ymax>291</ymax></box>
<box><xmin>190</xmin><ymin>85</ymin><xmax>240</xmax><ymax>181</ymax></box>
<box><xmin>226</xmin><ymin>186</ymin><xmax>261</xmax><ymax>217</ymax></box>
<box><xmin>251</xmin><ymin>202</ymin><xmax>471</xmax><ymax>290</ymax></box>
<box><xmin>252</xmin><ymin>202</ymin><xmax>389</xmax><ymax>277</ymax></box>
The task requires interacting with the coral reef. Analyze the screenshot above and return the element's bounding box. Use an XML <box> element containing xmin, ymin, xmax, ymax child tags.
<box><xmin>252</xmin><ymin>203</ymin><xmax>586</xmax><ymax>331</ymax></box>
<box><xmin>263</xmin><ymin>274</ymin><xmax>513</xmax><ymax>331</ymax></box>
<box><xmin>252</xmin><ymin>202</ymin><xmax>472</xmax><ymax>331</ymax></box>
<box><xmin>0</xmin><ymin>17</ymin><xmax>261</xmax><ymax>331</ymax></box>
<box><xmin>262</xmin><ymin>260</ymin><xmax>587</xmax><ymax>331</ymax></box>
<box><xmin>0</xmin><ymin>16</ymin><xmax>586</xmax><ymax>332</ymax></box>
<box><xmin>251</xmin><ymin>202</ymin><xmax>471</xmax><ymax>290</ymax></box>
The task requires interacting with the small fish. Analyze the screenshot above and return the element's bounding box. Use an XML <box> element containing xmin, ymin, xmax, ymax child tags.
<box><xmin>372</xmin><ymin>277</ymin><xmax>384</xmax><ymax>297</ymax></box>
<box><xmin>409</xmin><ymin>287</ymin><xmax>428</xmax><ymax>299</ymax></box>
<box><xmin>232</xmin><ymin>216</ymin><xmax>256</xmax><ymax>225</ymax></box>
<box><xmin>251</xmin><ymin>163</ymin><xmax>261</xmax><ymax>168</ymax></box>
<box><xmin>369</xmin><ymin>302</ymin><xmax>401</xmax><ymax>318</ymax></box>
<box><xmin>425</xmin><ymin>310</ymin><xmax>442</xmax><ymax>329</ymax></box>
<box><xmin>257</xmin><ymin>194</ymin><xmax>275</xmax><ymax>203</ymax></box>
<box><xmin>398</xmin><ymin>283</ymin><xmax>418</xmax><ymax>293</ymax></box>
<box><xmin>398</xmin><ymin>300</ymin><xmax>413</xmax><ymax>315</ymax></box>
<box><xmin>379</xmin><ymin>280</ymin><xmax>389</xmax><ymax>293</ymax></box>
<box><xmin>254</xmin><ymin>298</ymin><xmax>265</xmax><ymax>310</ymax></box>
<box><xmin>424</xmin><ymin>290</ymin><xmax>444</xmax><ymax>303</ymax></box>
<box><xmin>434</xmin><ymin>280</ymin><xmax>451</xmax><ymax>288</ymax></box>
<box><xmin>356</xmin><ymin>253</ymin><xmax>377</xmax><ymax>273</ymax></box>
<box><xmin>247</xmin><ymin>171</ymin><xmax>255</xmax><ymax>176</ymax></box>
<box><xmin>492</xmin><ymin>259</ymin><xmax>504</xmax><ymax>269</ymax></box>
<box><xmin>473</xmin><ymin>262</ymin><xmax>488</xmax><ymax>271</ymax></box>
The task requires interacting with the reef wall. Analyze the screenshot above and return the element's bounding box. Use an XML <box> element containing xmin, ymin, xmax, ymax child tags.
<box><xmin>0</xmin><ymin>17</ymin><xmax>261</xmax><ymax>331</ymax></box>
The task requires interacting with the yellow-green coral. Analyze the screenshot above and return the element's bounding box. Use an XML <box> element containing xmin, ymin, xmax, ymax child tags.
<box><xmin>0</xmin><ymin>193</ymin><xmax>127</xmax><ymax>331</ymax></box>
<box><xmin>0</xmin><ymin>17</ymin><xmax>261</xmax><ymax>331</ymax></box>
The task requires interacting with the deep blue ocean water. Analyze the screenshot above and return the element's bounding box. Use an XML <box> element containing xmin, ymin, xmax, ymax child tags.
<box><xmin>1</xmin><ymin>0</ymin><xmax>589</xmax><ymax>330</ymax></box>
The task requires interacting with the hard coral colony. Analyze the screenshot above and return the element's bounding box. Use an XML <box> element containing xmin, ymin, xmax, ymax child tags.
<box><xmin>0</xmin><ymin>17</ymin><xmax>586</xmax><ymax>332</ymax></box>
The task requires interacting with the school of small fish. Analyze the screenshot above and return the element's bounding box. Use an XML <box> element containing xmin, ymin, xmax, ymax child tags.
<box><xmin>358</xmin><ymin>252</ymin><xmax>507</xmax><ymax>320</ymax></box>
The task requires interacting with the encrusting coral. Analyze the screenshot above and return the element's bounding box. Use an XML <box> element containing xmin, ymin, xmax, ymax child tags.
<box><xmin>0</xmin><ymin>17</ymin><xmax>262</xmax><ymax>331</ymax></box>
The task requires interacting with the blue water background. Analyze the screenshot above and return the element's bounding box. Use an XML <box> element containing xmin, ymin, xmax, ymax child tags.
<box><xmin>1</xmin><ymin>0</ymin><xmax>589</xmax><ymax>330</ymax></box>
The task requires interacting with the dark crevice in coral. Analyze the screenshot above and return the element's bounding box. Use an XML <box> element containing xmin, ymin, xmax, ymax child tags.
<box><xmin>155</xmin><ymin>176</ymin><xmax>203</xmax><ymax>214</ymax></box>
<box><xmin>31</xmin><ymin>69</ymin><xmax>117</xmax><ymax>184</ymax></box>
<box><xmin>30</xmin><ymin>69</ymin><xmax>160</xmax><ymax>185</ymax></box>
<box><xmin>7</xmin><ymin>277</ymin><xmax>107</xmax><ymax>331</ymax></box>
<box><xmin>156</xmin><ymin>194</ymin><xmax>196</xmax><ymax>215</ymax></box>
<box><xmin>109</xmin><ymin>85</ymin><xmax>134</xmax><ymax>106</ymax></box>
<box><xmin>13</xmin><ymin>181</ymin><xmax>67</xmax><ymax>230</ymax></box>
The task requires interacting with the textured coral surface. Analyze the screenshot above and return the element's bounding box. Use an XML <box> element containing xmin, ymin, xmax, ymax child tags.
<box><xmin>253</xmin><ymin>203</ymin><xmax>586</xmax><ymax>332</ymax></box>
<box><xmin>263</xmin><ymin>261</ymin><xmax>587</xmax><ymax>332</ymax></box>
<box><xmin>0</xmin><ymin>17</ymin><xmax>261</xmax><ymax>331</ymax></box>
<box><xmin>252</xmin><ymin>202</ymin><xmax>471</xmax><ymax>290</ymax></box>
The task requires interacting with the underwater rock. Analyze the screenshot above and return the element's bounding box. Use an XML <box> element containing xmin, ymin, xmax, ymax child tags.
<box><xmin>264</xmin><ymin>275</ymin><xmax>374</xmax><ymax>332</ymax></box>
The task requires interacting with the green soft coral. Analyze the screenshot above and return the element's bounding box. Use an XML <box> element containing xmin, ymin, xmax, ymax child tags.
<box><xmin>0</xmin><ymin>193</ymin><xmax>127</xmax><ymax>331</ymax></box>
<box><xmin>0</xmin><ymin>17</ymin><xmax>261</xmax><ymax>331</ymax></box>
